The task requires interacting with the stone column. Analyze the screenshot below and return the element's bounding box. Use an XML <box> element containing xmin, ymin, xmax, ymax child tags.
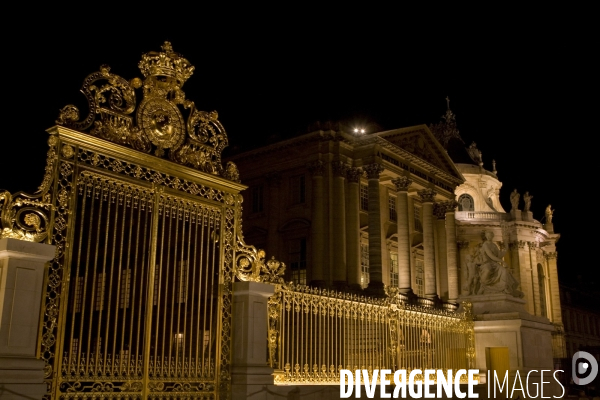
<box><xmin>392</xmin><ymin>177</ymin><xmax>412</xmax><ymax>294</ymax></box>
<box><xmin>231</xmin><ymin>281</ymin><xmax>275</xmax><ymax>399</ymax></box>
<box><xmin>418</xmin><ymin>188</ymin><xmax>437</xmax><ymax>299</ymax></box>
<box><xmin>308</xmin><ymin>161</ymin><xmax>325</xmax><ymax>287</ymax></box>
<box><xmin>529</xmin><ymin>242</ymin><xmax>541</xmax><ymax>316</ymax></box>
<box><xmin>457</xmin><ymin>241</ymin><xmax>471</xmax><ymax>295</ymax></box>
<box><xmin>364</xmin><ymin>163</ymin><xmax>385</xmax><ymax>297</ymax></box>
<box><xmin>444</xmin><ymin>201</ymin><xmax>459</xmax><ymax>303</ymax></box>
<box><xmin>512</xmin><ymin>240</ymin><xmax>534</xmax><ymax>314</ymax></box>
<box><xmin>545</xmin><ymin>251</ymin><xmax>562</xmax><ymax>324</ymax></box>
<box><xmin>331</xmin><ymin>161</ymin><xmax>348</xmax><ymax>291</ymax></box>
<box><xmin>0</xmin><ymin>238</ymin><xmax>56</xmax><ymax>400</ymax></box>
<box><xmin>346</xmin><ymin>167</ymin><xmax>362</xmax><ymax>292</ymax></box>
<box><xmin>433</xmin><ymin>203</ymin><xmax>448</xmax><ymax>300</ymax></box>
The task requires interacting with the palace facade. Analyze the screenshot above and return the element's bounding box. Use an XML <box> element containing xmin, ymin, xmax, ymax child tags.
<box><xmin>226</xmin><ymin>109</ymin><xmax>566</xmax><ymax>364</ymax></box>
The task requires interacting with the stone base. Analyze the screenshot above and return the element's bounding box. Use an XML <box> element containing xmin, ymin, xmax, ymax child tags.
<box><xmin>510</xmin><ymin>209</ymin><xmax>522</xmax><ymax>221</ymax></box>
<box><xmin>544</xmin><ymin>222</ymin><xmax>554</xmax><ymax>233</ymax></box>
<box><xmin>522</xmin><ymin>210</ymin><xmax>533</xmax><ymax>221</ymax></box>
<box><xmin>0</xmin><ymin>357</ymin><xmax>46</xmax><ymax>400</ymax></box>
<box><xmin>459</xmin><ymin>294</ymin><xmax>561</xmax><ymax>397</ymax></box>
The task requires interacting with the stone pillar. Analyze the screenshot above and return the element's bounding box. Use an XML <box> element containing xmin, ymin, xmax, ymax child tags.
<box><xmin>457</xmin><ymin>241</ymin><xmax>471</xmax><ymax>295</ymax></box>
<box><xmin>512</xmin><ymin>240</ymin><xmax>534</xmax><ymax>314</ymax></box>
<box><xmin>346</xmin><ymin>168</ymin><xmax>362</xmax><ymax>292</ymax></box>
<box><xmin>392</xmin><ymin>177</ymin><xmax>412</xmax><ymax>294</ymax></box>
<box><xmin>418</xmin><ymin>189</ymin><xmax>437</xmax><ymax>299</ymax></box>
<box><xmin>0</xmin><ymin>238</ymin><xmax>56</xmax><ymax>400</ymax></box>
<box><xmin>545</xmin><ymin>251</ymin><xmax>562</xmax><ymax>324</ymax></box>
<box><xmin>529</xmin><ymin>242</ymin><xmax>541</xmax><ymax>316</ymax></box>
<box><xmin>364</xmin><ymin>163</ymin><xmax>385</xmax><ymax>297</ymax></box>
<box><xmin>308</xmin><ymin>161</ymin><xmax>325</xmax><ymax>287</ymax></box>
<box><xmin>231</xmin><ymin>281</ymin><xmax>275</xmax><ymax>399</ymax></box>
<box><xmin>444</xmin><ymin>201</ymin><xmax>459</xmax><ymax>303</ymax></box>
<box><xmin>331</xmin><ymin>161</ymin><xmax>348</xmax><ymax>291</ymax></box>
<box><xmin>433</xmin><ymin>203</ymin><xmax>448</xmax><ymax>300</ymax></box>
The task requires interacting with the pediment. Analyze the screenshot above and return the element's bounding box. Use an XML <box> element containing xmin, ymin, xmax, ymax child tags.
<box><xmin>378</xmin><ymin>125</ymin><xmax>463</xmax><ymax>181</ymax></box>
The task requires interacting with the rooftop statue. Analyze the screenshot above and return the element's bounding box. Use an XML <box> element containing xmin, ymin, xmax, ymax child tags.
<box><xmin>510</xmin><ymin>189</ymin><xmax>520</xmax><ymax>211</ymax></box>
<box><xmin>545</xmin><ymin>204</ymin><xmax>554</xmax><ymax>224</ymax></box>
<box><xmin>523</xmin><ymin>191</ymin><xmax>533</xmax><ymax>212</ymax></box>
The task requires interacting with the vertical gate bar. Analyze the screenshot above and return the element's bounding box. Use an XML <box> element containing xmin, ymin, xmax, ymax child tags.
<box><xmin>187</xmin><ymin>207</ymin><xmax>198</xmax><ymax>376</ymax></box>
<box><xmin>196</xmin><ymin>209</ymin><xmax>206</xmax><ymax>376</ymax></box>
<box><xmin>207</xmin><ymin>211</ymin><xmax>217</xmax><ymax>377</ymax></box>
<box><xmin>167</xmin><ymin>201</ymin><xmax>177</xmax><ymax>377</ymax></box>
<box><xmin>132</xmin><ymin>191</ymin><xmax>147</xmax><ymax>376</ymax></box>
<box><xmin>182</xmin><ymin>206</ymin><xmax>192</xmax><ymax>376</ymax></box>
<box><xmin>113</xmin><ymin>189</ymin><xmax>127</xmax><ymax>375</ymax></box>
<box><xmin>202</xmin><ymin>209</ymin><xmax>210</xmax><ymax>376</ymax></box>
<box><xmin>100</xmin><ymin>185</ymin><xmax>114</xmax><ymax>374</ymax></box>
<box><xmin>88</xmin><ymin>184</ymin><xmax>104</xmax><ymax>374</ymax></box>
<box><xmin>69</xmin><ymin>188</ymin><xmax>87</xmax><ymax>370</ymax></box>
<box><xmin>172</xmin><ymin>200</ymin><xmax>182</xmax><ymax>375</ymax></box>
<box><xmin>142</xmin><ymin>187</ymin><xmax>160</xmax><ymax>399</ymax></box>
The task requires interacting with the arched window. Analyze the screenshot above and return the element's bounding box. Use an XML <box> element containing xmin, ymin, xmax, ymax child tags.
<box><xmin>458</xmin><ymin>194</ymin><xmax>474</xmax><ymax>211</ymax></box>
<box><xmin>538</xmin><ymin>264</ymin><xmax>548</xmax><ymax>318</ymax></box>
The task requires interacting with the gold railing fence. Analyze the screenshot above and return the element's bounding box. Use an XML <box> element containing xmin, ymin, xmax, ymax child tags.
<box><xmin>268</xmin><ymin>284</ymin><xmax>475</xmax><ymax>385</ymax></box>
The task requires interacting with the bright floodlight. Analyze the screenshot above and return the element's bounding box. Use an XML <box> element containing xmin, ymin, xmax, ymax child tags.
<box><xmin>361</xmin><ymin>129</ymin><xmax>365</xmax><ymax>134</ymax></box>
<box><xmin>354</xmin><ymin>128</ymin><xmax>359</xmax><ymax>133</ymax></box>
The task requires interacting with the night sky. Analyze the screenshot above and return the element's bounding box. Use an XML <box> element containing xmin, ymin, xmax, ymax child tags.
<box><xmin>1</xmin><ymin>12</ymin><xmax>594</xmax><ymax>286</ymax></box>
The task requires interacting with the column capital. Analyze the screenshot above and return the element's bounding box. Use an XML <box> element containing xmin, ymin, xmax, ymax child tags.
<box><xmin>545</xmin><ymin>251</ymin><xmax>557</xmax><ymax>260</ymax></box>
<box><xmin>392</xmin><ymin>176</ymin><xmax>412</xmax><ymax>191</ymax></box>
<box><xmin>417</xmin><ymin>188</ymin><xmax>436</xmax><ymax>203</ymax></box>
<box><xmin>363</xmin><ymin>163</ymin><xmax>384</xmax><ymax>179</ymax></box>
<box><xmin>509</xmin><ymin>240</ymin><xmax>527</xmax><ymax>249</ymax></box>
<box><xmin>346</xmin><ymin>167</ymin><xmax>362</xmax><ymax>183</ymax></box>
<box><xmin>331</xmin><ymin>161</ymin><xmax>349</xmax><ymax>177</ymax></box>
<box><xmin>433</xmin><ymin>202</ymin><xmax>447</xmax><ymax>220</ymax></box>
<box><xmin>307</xmin><ymin>160</ymin><xmax>324</xmax><ymax>176</ymax></box>
<box><xmin>443</xmin><ymin>200</ymin><xmax>459</xmax><ymax>213</ymax></box>
<box><xmin>528</xmin><ymin>241</ymin><xmax>538</xmax><ymax>249</ymax></box>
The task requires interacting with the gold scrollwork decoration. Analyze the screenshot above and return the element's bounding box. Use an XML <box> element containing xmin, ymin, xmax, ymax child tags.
<box><xmin>0</xmin><ymin>191</ymin><xmax>53</xmax><ymax>242</ymax></box>
<box><xmin>56</xmin><ymin>42</ymin><xmax>235</xmax><ymax>180</ymax></box>
<box><xmin>234</xmin><ymin>246</ymin><xmax>286</xmax><ymax>284</ymax></box>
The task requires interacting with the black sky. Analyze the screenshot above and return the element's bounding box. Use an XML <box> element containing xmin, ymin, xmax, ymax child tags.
<box><xmin>1</xmin><ymin>11</ymin><xmax>595</xmax><ymax>285</ymax></box>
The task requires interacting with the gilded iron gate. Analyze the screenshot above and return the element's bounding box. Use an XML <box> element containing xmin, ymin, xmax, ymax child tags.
<box><xmin>0</xmin><ymin>42</ymin><xmax>247</xmax><ymax>399</ymax></box>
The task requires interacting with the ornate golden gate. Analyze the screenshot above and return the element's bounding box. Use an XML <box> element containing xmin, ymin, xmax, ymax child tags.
<box><xmin>1</xmin><ymin>43</ymin><xmax>246</xmax><ymax>399</ymax></box>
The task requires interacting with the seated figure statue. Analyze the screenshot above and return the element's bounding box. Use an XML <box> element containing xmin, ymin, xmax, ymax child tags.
<box><xmin>473</xmin><ymin>231</ymin><xmax>524</xmax><ymax>298</ymax></box>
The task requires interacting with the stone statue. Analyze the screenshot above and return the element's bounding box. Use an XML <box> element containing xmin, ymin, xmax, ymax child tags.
<box><xmin>523</xmin><ymin>191</ymin><xmax>533</xmax><ymax>212</ymax></box>
<box><xmin>465</xmin><ymin>231</ymin><xmax>524</xmax><ymax>298</ymax></box>
<box><xmin>510</xmin><ymin>189</ymin><xmax>520</xmax><ymax>211</ymax></box>
<box><xmin>545</xmin><ymin>205</ymin><xmax>554</xmax><ymax>223</ymax></box>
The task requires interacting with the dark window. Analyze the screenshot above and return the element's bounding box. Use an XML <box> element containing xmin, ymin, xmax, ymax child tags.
<box><xmin>252</xmin><ymin>185</ymin><xmax>263</xmax><ymax>213</ymax></box>
<box><xmin>389</xmin><ymin>196</ymin><xmax>397</xmax><ymax>221</ymax></box>
<box><xmin>360</xmin><ymin>185</ymin><xmax>369</xmax><ymax>211</ymax></box>
<box><xmin>458</xmin><ymin>194</ymin><xmax>474</xmax><ymax>211</ymax></box>
<box><xmin>537</xmin><ymin>264</ymin><xmax>547</xmax><ymax>318</ymax></box>
<box><xmin>290</xmin><ymin>175</ymin><xmax>306</xmax><ymax>204</ymax></box>
<box><xmin>289</xmin><ymin>238</ymin><xmax>307</xmax><ymax>285</ymax></box>
<box><xmin>414</xmin><ymin>206</ymin><xmax>423</xmax><ymax>233</ymax></box>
